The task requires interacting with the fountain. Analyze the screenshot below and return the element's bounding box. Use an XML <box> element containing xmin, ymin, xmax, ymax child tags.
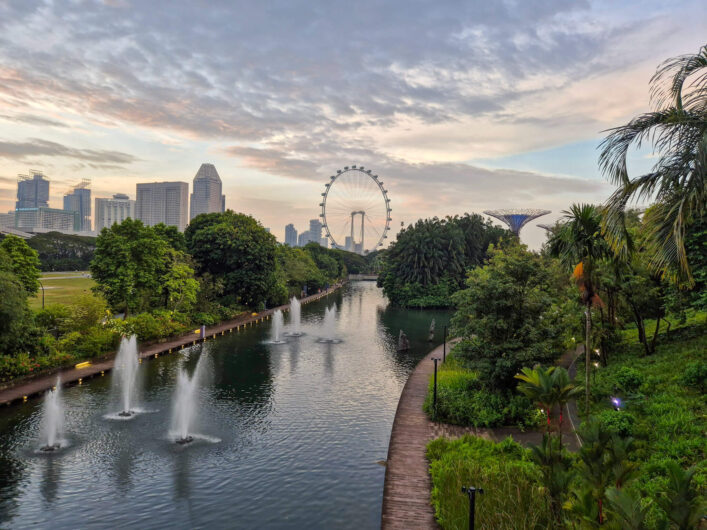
<box><xmin>267</xmin><ymin>309</ymin><xmax>287</xmax><ymax>344</ymax></box>
<box><xmin>40</xmin><ymin>378</ymin><xmax>64</xmax><ymax>452</ymax></box>
<box><xmin>170</xmin><ymin>353</ymin><xmax>208</xmax><ymax>445</ymax></box>
<box><xmin>112</xmin><ymin>335</ymin><xmax>140</xmax><ymax>417</ymax></box>
<box><xmin>284</xmin><ymin>297</ymin><xmax>304</xmax><ymax>337</ymax></box>
<box><xmin>317</xmin><ymin>305</ymin><xmax>341</xmax><ymax>343</ymax></box>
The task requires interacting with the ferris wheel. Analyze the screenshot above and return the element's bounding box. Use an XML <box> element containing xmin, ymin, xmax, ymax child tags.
<box><xmin>319</xmin><ymin>165</ymin><xmax>391</xmax><ymax>254</ymax></box>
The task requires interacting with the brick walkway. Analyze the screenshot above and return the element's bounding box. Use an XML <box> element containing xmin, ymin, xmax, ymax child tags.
<box><xmin>0</xmin><ymin>284</ymin><xmax>343</xmax><ymax>406</ymax></box>
<box><xmin>381</xmin><ymin>341</ymin><xmax>582</xmax><ymax>529</ymax></box>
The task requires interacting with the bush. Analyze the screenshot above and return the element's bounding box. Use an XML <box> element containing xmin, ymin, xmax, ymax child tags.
<box><xmin>71</xmin><ymin>327</ymin><xmax>119</xmax><ymax>359</ymax></box>
<box><xmin>192</xmin><ymin>312</ymin><xmax>217</xmax><ymax>326</ymax></box>
<box><xmin>34</xmin><ymin>304</ymin><xmax>71</xmax><ymax>334</ymax></box>
<box><xmin>680</xmin><ymin>361</ymin><xmax>706</xmax><ymax>392</ymax></box>
<box><xmin>596</xmin><ymin>409</ymin><xmax>635</xmax><ymax>437</ymax></box>
<box><xmin>427</xmin><ymin>435</ymin><xmax>551</xmax><ymax>529</ymax></box>
<box><xmin>124</xmin><ymin>313</ymin><xmax>161</xmax><ymax>341</ymax></box>
<box><xmin>613</xmin><ymin>366</ymin><xmax>644</xmax><ymax>392</ymax></box>
<box><xmin>423</xmin><ymin>365</ymin><xmax>538</xmax><ymax>428</ymax></box>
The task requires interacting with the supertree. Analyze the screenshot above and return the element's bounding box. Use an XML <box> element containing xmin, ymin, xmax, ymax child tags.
<box><xmin>483</xmin><ymin>209</ymin><xmax>551</xmax><ymax>236</ymax></box>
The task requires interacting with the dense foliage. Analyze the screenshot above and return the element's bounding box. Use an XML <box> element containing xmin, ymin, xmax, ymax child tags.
<box><xmin>380</xmin><ymin>213</ymin><xmax>508</xmax><ymax>307</ymax></box>
<box><xmin>0</xmin><ymin>212</ymin><xmax>355</xmax><ymax>382</ymax></box>
<box><xmin>26</xmin><ymin>231</ymin><xmax>96</xmax><ymax>271</ymax></box>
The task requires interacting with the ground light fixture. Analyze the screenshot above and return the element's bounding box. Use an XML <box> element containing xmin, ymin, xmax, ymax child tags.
<box><xmin>461</xmin><ymin>485</ymin><xmax>484</xmax><ymax>530</ymax></box>
<box><xmin>442</xmin><ymin>325</ymin><xmax>448</xmax><ymax>362</ymax></box>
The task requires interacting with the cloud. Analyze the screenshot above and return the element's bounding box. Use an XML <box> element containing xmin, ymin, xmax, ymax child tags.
<box><xmin>0</xmin><ymin>113</ymin><xmax>67</xmax><ymax>128</ymax></box>
<box><xmin>0</xmin><ymin>138</ymin><xmax>139</xmax><ymax>166</ymax></box>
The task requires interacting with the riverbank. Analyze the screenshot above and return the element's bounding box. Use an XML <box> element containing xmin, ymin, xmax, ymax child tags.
<box><xmin>0</xmin><ymin>283</ymin><xmax>344</xmax><ymax>406</ymax></box>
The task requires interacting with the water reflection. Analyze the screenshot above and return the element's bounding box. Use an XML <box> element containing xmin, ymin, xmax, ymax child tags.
<box><xmin>322</xmin><ymin>342</ymin><xmax>335</xmax><ymax>377</ymax></box>
<box><xmin>288</xmin><ymin>339</ymin><xmax>300</xmax><ymax>374</ymax></box>
<box><xmin>40</xmin><ymin>456</ymin><xmax>60</xmax><ymax>505</ymax></box>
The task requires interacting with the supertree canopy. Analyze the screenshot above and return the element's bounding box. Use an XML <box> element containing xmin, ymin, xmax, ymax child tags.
<box><xmin>483</xmin><ymin>209</ymin><xmax>551</xmax><ymax>236</ymax></box>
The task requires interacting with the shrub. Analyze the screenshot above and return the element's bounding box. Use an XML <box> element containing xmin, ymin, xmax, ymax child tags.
<box><xmin>680</xmin><ymin>361</ymin><xmax>706</xmax><ymax>392</ymax></box>
<box><xmin>34</xmin><ymin>304</ymin><xmax>71</xmax><ymax>334</ymax></box>
<box><xmin>596</xmin><ymin>409</ymin><xmax>635</xmax><ymax>437</ymax></box>
<box><xmin>124</xmin><ymin>313</ymin><xmax>161</xmax><ymax>341</ymax></box>
<box><xmin>192</xmin><ymin>312</ymin><xmax>217</xmax><ymax>326</ymax></box>
<box><xmin>71</xmin><ymin>327</ymin><xmax>119</xmax><ymax>359</ymax></box>
<box><xmin>613</xmin><ymin>366</ymin><xmax>644</xmax><ymax>392</ymax></box>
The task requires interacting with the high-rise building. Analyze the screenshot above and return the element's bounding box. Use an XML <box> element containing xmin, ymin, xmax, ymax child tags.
<box><xmin>190</xmin><ymin>163</ymin><xmax>225</xmax><ymax>220</ymax></box>
<box><xmin>136</xmin><ymin>182</ymin><xmax>189</xmax><ymax>231</ymax></box>
<box><xmin>95</xmin><ymin>193</ymin><xmax>136</xmax><ymax>231</ymax></box>
<box><xmin>285</xmin><ymin>224</ymin><xmax>298</xmax><ymax>246</ymax></box>
<box><xmin>344</xmin><ymin>236</ymin><xmax>353</xmax><ymax>251</ymax></box>
<box><xmin>298</xmin><ymin>230</ymin><xmax>311</xmax><ymax>247</ymax></box>
<box><xmin>15</xmin><ymin>207</ymin><xmax>80</xmax><ymax>232</ymax></box>
<box><xmin>63</xmin><ymin>180</ymin><xmax>91</xmax><ymax>231</ymax></box>
<box><xmin>0</xmin><ymin>211</ymin><xmax>15</xmax><ymax>229</ymax></box>
<box><xmin>309</xmin><ymin>219</ymin><xmax>322</xmax><ymax>242</ymax></box>
<box><xmin>16</xmin><ymin>171</ymin><xmax>49</xmax><ymax>209</ymax></box>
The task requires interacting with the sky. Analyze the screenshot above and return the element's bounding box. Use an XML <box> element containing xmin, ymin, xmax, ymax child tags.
<box><xmin>0</xmin><ymin>0</ymin><xmax>704</xmax><ymax>249</ymax></box>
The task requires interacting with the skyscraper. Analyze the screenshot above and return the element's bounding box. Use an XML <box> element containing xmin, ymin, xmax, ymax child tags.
<box><xmin>298</xmin><ymin>230</ymin><xmax>311</xmax><ymax>247</ymax></box>
<box><xmin>16</xmin><ymin>171</ymin><xmax>49</xmax><ymax>209</ymax></box>
<box><xmin>95</xmin><ymin>193</ymin><xmax>136</xmax><ymax>231</ymax></box>
<box><xmin>136</xmin><ymin>182</ymin><xmax>189</xmax><ymax>231</ymax></box>
<box><xmin>309</xmin><ymin>219</ymin><xmax>322</xmax><ymax>242</ymax></box>
<box><xmin>15</xmin><ymin>207</ymin><xmax>80</xmax><ymax>232</ymax></box>
<box><xmin>285</xmin><ymin>224</ymin><xmax>298</xmax><ymax>246</ymax></box>
<box><xmin>63</xmin><ymin>180</ymin><xmax>91</xmax><ymax>231</ymax></box>
<box><xmin>190</xmin><ymin>163</ymin><xmax>225</xmax><ymax>220</ymax></box>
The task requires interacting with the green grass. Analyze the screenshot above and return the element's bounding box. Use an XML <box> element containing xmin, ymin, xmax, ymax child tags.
<box><xmin>30</xmin><ymin>272</ymin><xmax>96</xmax><ymax>308</ymax></box>
<box><xmin>580</xmin><ymin>312</ymin><xmax>707</xmax><ymax>526</ymax></box>
<box><xmin>427</xmin><ymin>435</ymin><xmax>551</xmax><ymax>529</ymax></box>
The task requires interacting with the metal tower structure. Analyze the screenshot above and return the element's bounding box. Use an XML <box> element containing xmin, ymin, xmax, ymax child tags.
<box><xmin>537</xmin><ymin>223</ymin><xmax>555</xmax><ymax>232</ymax></box>
<box><xmin>483</xmin><ymin>208</ymin><xmax>551</xmax><ymax>236</ymax></box>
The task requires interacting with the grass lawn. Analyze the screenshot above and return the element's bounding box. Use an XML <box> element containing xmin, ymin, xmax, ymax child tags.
<box><xmin>30</xmin><ymin>271</ymin><xmax>96</xmax><ymax>308</ymax></box>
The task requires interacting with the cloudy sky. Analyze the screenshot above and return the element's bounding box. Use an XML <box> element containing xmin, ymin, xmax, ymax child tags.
<box><xmin>0</xmin><ymin>0</ymin><xmax>704</xmax><ymax>248</ymax></box>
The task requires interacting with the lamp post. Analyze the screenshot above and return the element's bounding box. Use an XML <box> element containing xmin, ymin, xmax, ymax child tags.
<box><xmin>38</xmin><ymin>278</ymin><xmax>45</xmax><ymax>309</ymax></box>
<box><xmin>461</xmin><ymin>486</ymin><xmax>484</xmax><ymax>530</ymax></box>
<box><xmin>442</xmin><ymin>325</ymin><xmax>448</xmax><ymax>362</ymax></box>
<box><xmin>432</xmin><ymin>357</ymin><xmax>440</xmax><ymax>419</ymax></box>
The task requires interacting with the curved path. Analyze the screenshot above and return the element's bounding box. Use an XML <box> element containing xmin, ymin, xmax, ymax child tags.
<box><xmin>0</xmin><ymin>284</ymin><xmax>343</xmax><ymax>406</ymax></box>
<box><xmin>381</xmin><ymin>342</ymin><xmax>583</xmax><ymax>529</ymax></box>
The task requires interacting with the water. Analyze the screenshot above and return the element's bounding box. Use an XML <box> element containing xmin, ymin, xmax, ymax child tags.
<box><xmin>39</xmin><ymin>379</ymin><xmax>64</xmax><ymax>452</ymax></box>
<box><xmin>169</xmin><ymin>352</ymin><xmax>210</xmax><ymax>444</ymax></box>
<box><xmin>317</xmin><ymin>305</ymin><xmax>340</xmax><ymax>343</ymax></box>
<box><xmin>0</xmin><ymin>282</ymin><xmax>449</xmax><ymax>529</ymax></box>
<box><xmin>268</xmin><ymin>309</ymin><xmax>287</xmax><ymax>344</ymax></box>
<box><xmin>286</xmin><ymin>297</ymin><xmax>303</xmax><ymax>336</ymax></box>
<box><xmin>111</xmin><ymin>335</ymin><xmax>140</xmax><ymax>417</ymax></box>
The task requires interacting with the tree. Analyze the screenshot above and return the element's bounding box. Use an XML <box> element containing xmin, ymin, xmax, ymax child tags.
<box><xmin>451</xmin><ymin>242</ymin><xmax>564</xmax><ymax>390</ymax></box>
<box><xmin>90</xmin><ymin>218</ymin><xmax>169</xmax><ymax>316</ymax></box>
<box><xmin>0</xmin><ymin>248</ymin><xmax>40</xmax><ymax>356</ymax></box>
<box><xmin>548</xmin><ymin>204</ymin><xmax>610</xmax><ymax>413</ymax></box>
<box><xmin>380</xmin><ymin>214</ymin><xmax>507</xmax><ymax>307</ymax></box>
<box><xmin>600</xmin><ymin>45</ymin><xmax>707</xmax><ymax>286</ymax></box>
<box><xmin>185</xmin><ymin>211</ymin><xmax>279</xmax><ymax>307</ymax></box>
<box><xmin>0</xmin><ymin>235</ymin><xmax>41</xmax><ymax>295</ymax></box>
<box><xmin>26</xmin><ymin>231</ymin><xmax>96</xmax><ymax>271</ymax></box>
<box><xmin>153</xmin><ymin>223</ymin><xmax>187</xmax><ymax>252</ymax></box>
<box><xmin>163</xmin><ymin>261</ymin><xmax>199</xmax><ymax>313</ymax></box>
<box><xmin>656</xmin><ymin>462</ymin><xmax>705</xmax><ymax>530</ymax></box>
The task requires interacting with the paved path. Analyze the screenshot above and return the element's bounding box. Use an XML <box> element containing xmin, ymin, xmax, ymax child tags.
<box><xmin>381</xmin><ymin>342</ymin><xmax>583</xmax><ymax>529</ymax></box>
<box><xmin>0</xmin><ymin>284</ymin><xmax>343</xmax><ymax>406</ymax></box>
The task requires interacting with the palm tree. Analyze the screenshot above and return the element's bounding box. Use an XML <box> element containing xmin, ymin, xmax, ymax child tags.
<box><xmin>515</xmin><ymin>366</ymin><xmax>556</xmax><ymax>431</ymax></box>
<box><xmin>656</xmin><ymin>461</ymin><xmax>705</xmax><ymax>529</ymax></box>
<box><xmin>548</xmin><ymin>204</ymin><xmax>610</xmax><ymax>413</ymax></box>
<box><xmin>600</xmin><ymin>45</ymin><xmax>707</xmax><ymax>286</ymax></box>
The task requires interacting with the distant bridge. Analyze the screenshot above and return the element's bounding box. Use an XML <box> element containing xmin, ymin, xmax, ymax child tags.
<box><xmin>348</xmin><ymin>274</ymin><xmax>378</xmax><ymax>281</ymax></box>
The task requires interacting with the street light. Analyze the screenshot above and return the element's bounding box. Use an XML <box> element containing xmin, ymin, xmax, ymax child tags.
<box><xmin>442</xmin><ymin>325</ymin><xmax>448</xmax><ymax>362</ymax></box>
<box><xmin>432</xmin><ymin>357</ymin><xmax>440</xmax><ymax>419</ymax></box>
<box><xmin>461</xmin><ymin>485</ymin><xmax>484</xmax><ymax>530</ymax></box>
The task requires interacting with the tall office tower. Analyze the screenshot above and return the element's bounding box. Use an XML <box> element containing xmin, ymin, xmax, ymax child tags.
<box><xmin>319</xmin><ymin>237</ymin><xmax>328</xmax><ymax>248</ymax></box>
<box><xmin>309</xmin><ymin>219</ymin><xmax>323</xmax><ymax>242</ymax></box>
<box><xmin>16</xmin><ymin>170</ymin><xmax>49</xmax><ymax>209</ymax></box>
<box><xmin>94</xmin><ymin>193</ymin><xmax>136</xmax><ymax>231</ymax></box>
<box><xmin>298</xmin><ymin>230</ymin><xmax>311</xmax><ymax>247</ymax></box>
<box><xmin>285</xmin><ymin>224</ymin><xmax>298</xmax><ymax>246</ymax></box>
<box><xmin>190</xmin><ymin>163</ymin><xmax>225</xmax><ymax>220</ymax></box>
<box><xmin>136</xmin><ymin>181</ymin><xmax>189</xmax><ymax>231</ymax></box>
<box><xmin>0</xmin><ymin>211</ymin><xmax>15</xmax><ymax>228</ymax></box>
<box><xmin>63</xmin><ymin>180</ymin><xmax>92</xmax><ymax>231</ymax></box>
<box><xmin>344</xmin><ymin>236</ymin><xmax>353</xmax><ymax>251</ymax></box>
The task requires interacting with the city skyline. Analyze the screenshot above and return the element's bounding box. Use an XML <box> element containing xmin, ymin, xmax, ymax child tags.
<box><xmin>0</xmin><ymin>1</ymin><xmax>704</xmax><ymax>248</ymax></box>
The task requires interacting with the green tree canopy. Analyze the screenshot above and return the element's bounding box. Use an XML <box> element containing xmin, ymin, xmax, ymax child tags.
<box><xmin>90</xmin><ymin>218</ymin><xmax>170</xmax><ymax>316</ymax></box>
<box><xmin>185</xmin><ymin>211</ymin><xmax>278</xmax><ymax>307</ymax></box>
<box><xmin>451</xmin><ymin>242</ymin><xmax>564</xmax><ymax>390</ymax></box>
<box><xmin>0</xmin><ymin>235</ymin><xmax>41</xmax><ymax>295</ymax></box>
<box><xmin>26</xmin><ymin>231</ymin><xmax>96</xmax><ymax>271</ymax></box>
